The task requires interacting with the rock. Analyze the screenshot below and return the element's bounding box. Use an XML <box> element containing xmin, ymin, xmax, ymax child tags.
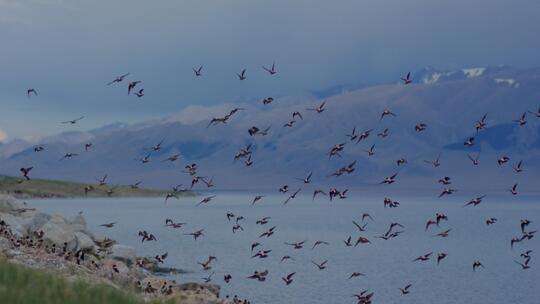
<box><xmin>177</xmin><ymin>283</ymin><xmax>220</xmax><ymax>297</ymax></box>
<box><xmin>0</xmin><ymin>194</ymin><xmax>24</xmax><ymax>213</ymax></box>
<box><xmin>74</xmin><ymin>232</ymin><xmax>95</xmax><ymax>252</ymax></box>
<box><xmin>0</xmin><ymin>212</ymin><xmax>27</xmax><ymax>236</ymax></box>
<box><xmin>24</xmin><ymin>212</ymin><xmax>51</xmax><ymax>233</ymax></box>
<box><xmin>110</xmin><ymin>244</ymin><xmax>136</xmax><ymax>266</ymax></box>
<box><xmin>39</xmin><ymin>215</ymin><xmax>78</xmax><ymax>251</ymax></box>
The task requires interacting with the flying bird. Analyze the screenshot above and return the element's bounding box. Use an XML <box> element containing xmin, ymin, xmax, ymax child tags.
<box><xmin>107</xmin><ymin>73</ymin><xmax>129</xmax><ymax>85</ymax></box>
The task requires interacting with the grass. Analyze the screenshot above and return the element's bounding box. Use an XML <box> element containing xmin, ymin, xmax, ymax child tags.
<box><xmin>0</xmin><ymin>175</ymin><xmax>194</xmax><ymax>199</ymax></box>
<box><xmin>0</xmin><ymin>258</ymin><xmax>145</xmax><ymax>304</ymax></box>
<box><xmin>0</xmin><ymin>259</ymin><xmax>187</xmax><ymax>304</ymax></box>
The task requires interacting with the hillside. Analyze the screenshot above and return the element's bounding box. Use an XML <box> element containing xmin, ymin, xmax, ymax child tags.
<box><xmin>0</xmin><ymin>66</ymin><xmax>539</xmax><ymax>191</ymax></box>
<box><xmin>0</xmin><ymin>176</ymin><xmax>192</xmax><ymax>199</ymax></box>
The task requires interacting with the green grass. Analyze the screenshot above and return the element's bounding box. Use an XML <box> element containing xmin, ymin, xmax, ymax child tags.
<box><xmin>0</xmin><ymin>259</ymin><xmax>145</xmax><ymax>304</ymax></box>
<box><xmin>0</xmin><ymin>175</ymin><xmax>194</xmax><ymax>199</ymax></box>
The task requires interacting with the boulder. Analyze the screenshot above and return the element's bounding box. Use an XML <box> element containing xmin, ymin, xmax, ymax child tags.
<box><xmin>75</xmin><ymin>232</ymin><xmax>96</xmax><ymax>252</ymax></box>
<box><xmin>24</xmin><ymin>212</ymin><xmax>52</xmax><ymax>233</ymax></box>
<box><xmin>39</xmin><ymin>215</ymin><xmax>78</xmax><ymax>251</ymax></box>
<box><xmin>0</xmin><ymin>194</ymin><xmax>24</xmax><ymax>213</ymax></box>
<box><xmin>0</xmin><ymin>212</ymin><xmax>27</xmax><ymax>236</ymax></box>
<box><xmin>110</xmin><ymin>244</ymin><xmax>136</xmax><ymax>266</ymax></box>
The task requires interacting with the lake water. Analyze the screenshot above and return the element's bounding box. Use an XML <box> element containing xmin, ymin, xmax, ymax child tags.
<box><xmin>29</xmin><ymin>192</ymin><xmax>539</xmax><ymax>304</ymax></box>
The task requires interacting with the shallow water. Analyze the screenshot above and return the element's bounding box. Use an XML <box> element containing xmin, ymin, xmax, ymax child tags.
<box><xmin>30</xmin><ymin>192</ymin><xmax>540</xmax><ymax>304</ymax></box>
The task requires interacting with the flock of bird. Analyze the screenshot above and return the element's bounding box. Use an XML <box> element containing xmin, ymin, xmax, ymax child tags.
<box><xmin>15</xmin><ymin>64</ymin><xmax>539</xmax><ymax>304</ymax></box>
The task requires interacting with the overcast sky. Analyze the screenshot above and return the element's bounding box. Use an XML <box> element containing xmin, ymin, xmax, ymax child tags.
<box><xmin>1</xmin><ymin>0</ymin><xmax>539</xmax><ymax>140</ymax></box>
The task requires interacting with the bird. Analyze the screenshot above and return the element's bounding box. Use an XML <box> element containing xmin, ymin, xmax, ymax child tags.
<box><xmin>61</xmin><ymin>116</ymin><xmax>85</xmax><ymax>124</ymax></box>
<box><xmin>285</xmin><ymin>240</ymin><xmax>307</xmax><ymax>249</ymax></box>
<box><xmin>378</xmin><ymin>128</ymin><xmax>390</xmax><ymax>138</ymax></box>
<box><xmin>509</xmin><ymin>183</ymin><xmax>518</xmax><ymax>195</ymax></box>
<box><xmin>348</xmin><ymin>272</ymin><xmax>365</xmax><ymax>280</ymax></box>
<box><xmin>60</xmin><ymin>152</ymin><xmax>79</xmax><ymax>160</ymax></box>
<box><xmin>162</xmin><ymin>154</ymin><xmax>181</xmax><ymax>162</ymax></box>
<box><xmin>202</xmin><ymin>272</ymin><xmax>215</xmax><ymax>283</ymax></box>
<box><xmin>514</xmin><ymin>259</ymin><xmax>530</xmax><ymax>270</ymax></box>
<box><xmin>464</xmin><ymin>137</ymin><xmax>475</xmax><ymax>146</ymax></box>
<box><xmin>467</xmin><ymin>153</ymin><xmax>480</xmax><ymax>166</ymax></box>
<box><xmin>296</xmin><ymin>172</ymin><xmax>312</xmax><ymax>184</ymax></box>
<box><xmin>164</xmin><ymin>193</ymin><xmax>179</xmax><ymax>203</ymax></box>
<box><xmin>513</xmin><ymin>161</ymin><xmax>523</xmax><ymax>173</ymax></box>
<box><xmin>380</xmin><ymin>172</ymin><xmax>398</xmax><ymax>184</ymax></box>
<box><xmin>401</xmin><ymin>72</ymin><xmax>412</xmax><ymax>84</ymax></box>
<box><xmin>513</xmin><ymin>112</ymin><xmax>527</xmax><ymax>126</ymax></box>
<box><xmin>185</xmin><ymin>229</ymin><xmax>205</xmax><ymax>240</ymax></box>
<box><xmin>397</xmin><ymin>158</ymin><xmax>407</xmax><ymax>166</ymax></box>
<box><xmin>20</xmin><ymin>167</ymin><xmax>33</xmax><ymax>180</ymax></box>
<box><xmin>498</xmin><ymin>156</ymin><xmax>510</xmax><ymax>165</ymax></box>
<box><xmin>306</xmin><ymin>100</ymin><xmax>326</xmax><ymax>113</ymax></box>
<box><xmin>472</xmin><ymin>260</ymin><xmax>485</xmax><ymax>271</ymax></box>
<box><xmin>464</xmin><ymin>195</ymin><xmax>486</xmax><ymax>207</ymax></box>
<box><xmin>352</xmin><ymin>220</ymin><xmax>368</xmax><ymax>232</ymax></box>
<box><xmin>100</xmin><ymin>222</ymin><xmax>116</xmax><ymax>228</ymax></box>
<box><xmin>134</xmin><ymin>89</ymin><xmax>144</xmax><ymax>98</ymax></box>
<box><xmin>439</xmin><ymin>188</ymin><xmax>457</xmax><ymax>197</ymax></box>
<box><xmin>354</xmin><ymin>236</ymin><xmax>371</xmax><ymax>247</ymax></box>
<box><xmin>154</xmin><ymin>252</ymin><xmax>168</xmax><ymax>264</ymax></box>
<box><xmin>486</xmin><ymin>218</ymin><xmax>497</xmax><ymax>225</ymax></box>
<box><xmin>344</xmin><ymin>236</ymin><xmax>353</xmax><ymax>247</ymax></box>
<box><xmin>413</xmin><ymin>252</ymin><xmax>432</xmax><ymax>262</ymax></box>
<box><xmin>193</xmin><ymin>65</ymin><xmax>203</xmax><ymax>77</ymax></box>
<box><xmin>197</xmin><ymin>195</ymin><xmax>216</xmax><ymax>206</ymax></box>
<box><xmin>438</xmin><ymin>176</ymin><xmax>452</xmax><ymax>185</ymax></box>
<box><xmin>34</xmin><ymin>146</ymin><xmax>45</xmax><ymax>152</ymax></box>
<box><xmin>346</xmin><ymin>127</ymin><xmax>358</xmax><ymax>141</ymax></box>
<box><xmin>363</xmin><ymin>145</ymin><xmax>375</xmax><ymax>156</ymax></box>
<box><xmin>252</xmin><ymin>195</ymin><xmax>264</xmax><ymax>205</ymax></box>
<box><xmin>380</xmin><ymin>109</ymin><xmax>397</xmax><ymax>120</ymax></box>
<box><xmin>475</xmin><ymin>114</ymin><xmax>488</xmax><ymax>132</ymax></box>
<box><xmin>312</xmin><ymin>240</ymin><xmax>329</xmax><ymax>250</ymax></box>
<box><xmin>127</xmin><ymin>80</ymin><xmax>141</xmax><ymax>95</ymax></box>
<box><xmin>107</xmin><ymin>73</ymin><xmax>129</xmax><ymax>85</ymax></box>
<box><xmin>415</xmin><ymin>123</ymin><xmax>427</xmax><ymax>132</ymax></box>
<box><xmin>27</xmin><ymin>88</ymin><xmax>38</xmax><ymax>97</ymax></box>
<box><xmin>434</xmin><ymin>229</ymin><xmax>452</xmax><ymax>238</ymax></box>
<box><xmin>252</xmin><ymin>249</ymin><xmax>271</xmax><ymax>259</ymax></box>
<box><xmin>84</xmin><ymin>143</ymin><xmax>93</xmax><ymax>151</ymax></box>
<box><xmin>399</xmin><ymin>284</ymin><xmax>412</xmax><ymax>295</ymax></box>
<box><xmin>262</xmin><ymin>97</ymin><xmax>274</xmax><ymax>105</ymax></box>
<box><xmin>248</xmin><ymin>126</ymin><xmax>260</xmax><ymax>136</ymax></box>
<box><xmin>262</xmin><ymin>62</ymin><xmax>277</xmax><ymax>75</ymax></box>
<box><xmin>292</xmin><ymin>111</ymin><xmax>303</xmax><ymax>120</ymax></box>
<box><xmin>282</xmin><ymin>272</ymin><xmax>295</xmax><ymax>285</ymax></box>
<box><xmin>424</xmin><ymin>153</ymin><xmax>442</xmax><ymax>167</ymax></box>
<box><xmin>237</xmin><ymin>69</ymin><xmax>247</xmax><ymax>80</ymax></box>
<box><xmin>437</xmin><ymin>253</ymin><xmax>448</xmax><ymax>264</ymax></box>
<box><xmin>283</xmin><ymin>188</ymin><xmax>301</xmax><ymax>205</ymax></box>
<box><xmin>312</xmin><ymin>189</ymin><xmax>327</xmax><ymax>201</ymax></box>
<box><xmin>312</xmin><ymin>259</ymin><xmax>328</xmax><ymax>270</ymax></box>
<box><xmin>357</xmin><ymin>129</ymin><xmax>372</xmax><ymax>142</ymax></box>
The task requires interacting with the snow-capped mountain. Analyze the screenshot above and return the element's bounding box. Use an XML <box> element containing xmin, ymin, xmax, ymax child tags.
<box><xmin>1</xmin><ymin>66</ymin><xmax>539</xmax><ymax>192</ymax></box>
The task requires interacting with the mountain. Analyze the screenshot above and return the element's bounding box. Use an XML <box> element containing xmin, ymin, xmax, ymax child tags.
<box><xmin>1</xmin><ymin>66</ymin><xmax>539</xmax><ymax>192</ymax></box>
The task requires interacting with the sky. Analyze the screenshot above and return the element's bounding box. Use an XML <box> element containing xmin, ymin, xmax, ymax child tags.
<box><xmin>1</xmin><ymin>0</ymin><xmax>540</xmax><ymax>140</ymax></box>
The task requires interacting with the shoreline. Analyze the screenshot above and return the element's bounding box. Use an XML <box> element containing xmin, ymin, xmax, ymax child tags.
<box><xmin>0</xmin><ymin>194</ymin><xmax>224</xmax><ymax>304</ymax></box>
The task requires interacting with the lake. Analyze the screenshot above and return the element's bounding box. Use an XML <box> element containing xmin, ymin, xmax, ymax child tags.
<box><xmin>30</xmin><ymin>192</ymin><xmax>539</xmax><ymax>304</ymax></box>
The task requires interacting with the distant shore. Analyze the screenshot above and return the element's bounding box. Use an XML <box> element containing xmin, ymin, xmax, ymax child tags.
<box><xmin>0</xmin><ymin>175</ymin><xmax>195</xmax><ymax>199</ymax></box>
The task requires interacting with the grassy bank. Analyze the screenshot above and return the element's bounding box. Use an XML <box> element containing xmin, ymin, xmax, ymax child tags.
<box><xmin>0</xmin><ymin>175</ymin><xmax>194</xmax><ymax>199</ymax></box>
<box><xmin>0</xmin><ymin>259</ymin><xmax>152</xmax><ymax>304</ymax></box>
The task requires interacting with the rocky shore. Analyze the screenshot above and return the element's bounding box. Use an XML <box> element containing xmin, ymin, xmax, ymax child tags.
<box><xmin>0</xmin><ymin>194</ymin><xmax>225</xmax><ymax>304</ymax></box>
